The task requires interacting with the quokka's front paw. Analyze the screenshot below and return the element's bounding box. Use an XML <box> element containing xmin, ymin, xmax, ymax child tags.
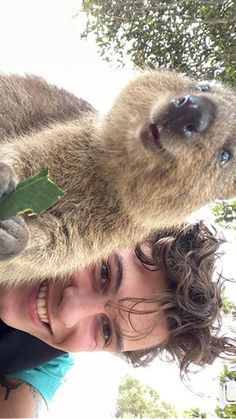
<box><xmin>0</xmin><ymin>216</ymin><xmax>29</xmax><ymax>259</ymax></box>
<box><xmin>0</xmin><ymin>162</ymin><xmax>17</xmax><ymax>197</ymax></box>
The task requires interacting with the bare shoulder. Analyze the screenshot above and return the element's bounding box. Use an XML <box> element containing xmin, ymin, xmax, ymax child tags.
<box><xmin>0</xmin><ymin>375</ymin><xmax>47</xmax><ymax>418</ymax></box>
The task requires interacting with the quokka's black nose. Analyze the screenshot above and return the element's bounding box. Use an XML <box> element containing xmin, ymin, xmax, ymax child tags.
<box><xmin>166</xmin><ymin>95</ymin><xmax>216</xmax><ymax>138</ymax></box>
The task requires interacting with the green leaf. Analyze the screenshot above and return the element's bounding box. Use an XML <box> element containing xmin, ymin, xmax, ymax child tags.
<box><xmin>0</xmin><ymin>168</ymin><xmax>65</xmax><ymax>220</ymax></box>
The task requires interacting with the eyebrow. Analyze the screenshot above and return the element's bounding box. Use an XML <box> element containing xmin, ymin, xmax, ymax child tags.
<box><xmin>111</xmin><ymin>252</ymin><xmax>124</xmax><ymax>352</ymax></box>
<box><xmin>112</xmin><ymin>252</ymin><xmax>123</xmax><ymax>294</ymax></box>
<box><xmin>113</xmin><ymin>316</ymin><xmax>124</xmax><ymax>352</ymax></box>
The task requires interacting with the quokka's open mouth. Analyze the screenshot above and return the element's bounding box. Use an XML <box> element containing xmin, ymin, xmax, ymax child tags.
<box><xmin>139</xmin><ymin>121</ymin><xmax>164</xmax><ymax>152</ymax></box>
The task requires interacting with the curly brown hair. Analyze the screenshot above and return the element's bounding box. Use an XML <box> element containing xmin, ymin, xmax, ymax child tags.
<box><xmin>109</xmin><ymin>222</ymin><xmax>236</xmax><ymax>374</ymax></box>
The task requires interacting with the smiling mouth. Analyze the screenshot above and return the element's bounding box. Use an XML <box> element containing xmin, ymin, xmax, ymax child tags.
<box><xmin>36</xmin><ymin>281</ymin><xmax>50</xmax><ymax>325</ymax></box>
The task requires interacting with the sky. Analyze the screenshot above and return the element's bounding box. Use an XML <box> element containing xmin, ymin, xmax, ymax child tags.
<box><xmin>0</xmin><ymin>0</ymin><xmax>137</xmax><ymax>113</ymax></box>
<box><xmin>0</xmin><ymin>0</ymin><xmax>235</xmax><ymax>417</ymax></box>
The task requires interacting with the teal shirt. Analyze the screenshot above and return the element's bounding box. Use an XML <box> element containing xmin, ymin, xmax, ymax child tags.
<box><xmin>9</xmin><ymin>354</ymin><xmax>74</xmax><ymax>404</ymax></box>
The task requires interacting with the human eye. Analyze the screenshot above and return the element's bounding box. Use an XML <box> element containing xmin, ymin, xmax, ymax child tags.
<box><xmin>101</xmin><ymin>315</ymin><xmax>112</xmax><ymax>346</ymax></box>
<box><xmin>100</xmin><ymin>261</ymin><xmax>110</xmax><ymax>291</ymax></box>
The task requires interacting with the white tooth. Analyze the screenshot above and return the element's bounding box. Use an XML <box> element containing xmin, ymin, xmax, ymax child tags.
<box><xmin>37</xmin><ymin>283</ymin><xmax>49</xmax><ymax>324</ymax></box>
<box><xmin>39</xmin><ymin>311</ymin><xmax>49</xmax><ymax>322</ymax></box>
<box><xmin>37</xmin><ymin>294</ymin><xmax>45</xmax><ymax>301</ymax></box>
<box><xmin>37</xmin><ymin>299</ymin><xmax>46</xmax><ymax>307</ymax></box>
<box><xmin>38</xmin><ymin>306</ymin><xmax>46</xmax><ymax>315</ymax></box>
<box><xmin>37</xmin><ymin>298</ymin><xmax>45</xmax><ymax>307</ymax></box>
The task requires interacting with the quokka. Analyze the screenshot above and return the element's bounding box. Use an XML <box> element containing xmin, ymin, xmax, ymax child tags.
<box><xmin>0</xmin><ymin>70</ymin><xmax>235</xmax><ymax>285</ymax></box>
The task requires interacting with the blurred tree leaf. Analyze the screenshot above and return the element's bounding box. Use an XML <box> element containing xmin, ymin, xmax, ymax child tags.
<box><xmin>215</xmin><ymin>404</ymin><xmax>236</xmax><ymax>417</ymax></box>
<box><xmin>184</xmin><ymin>407</ymin><xmax>207</xmax><ymax>418</ymax></box>
<box><xmin>222</xmin><ymin>297</ymin><xmax>236</xmax><ymax>319</ymax></box>
<box><xmin>212</xmin><ymin>200</ymin><xmax>236</xmax><ymax>230</ymax></box>
<box><xmin>81</xmin><ymin>0</ymin><xmax>236</xmax><ymax>84</ymax></box>
<box><xmin>115</xmin><ymin>375</ymin><xmax>178</xmax><ymax>418</ymax></box>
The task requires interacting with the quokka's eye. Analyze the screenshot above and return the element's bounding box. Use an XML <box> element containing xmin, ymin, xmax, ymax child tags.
<box><xmin>196</xmin><ymin>82</ymin><xmax>210</xmax><ymax>92</ymax></box>
<box><xmin>219</xmin><ymin>149</ymin><xmax>232</xmax><ymax>166</ymax></box>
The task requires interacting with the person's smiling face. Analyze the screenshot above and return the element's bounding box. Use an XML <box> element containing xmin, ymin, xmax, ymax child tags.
<box><xmin>0</xmin><ymin>247</ymin><xmax>169</xmax><ymax>354</ymax></box>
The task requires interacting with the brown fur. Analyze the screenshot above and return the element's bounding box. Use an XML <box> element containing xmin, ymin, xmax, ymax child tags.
<box><xmin>0</xmin><ymin>70</ymin><xmax>235</xmax><ymax>285</ymax></box>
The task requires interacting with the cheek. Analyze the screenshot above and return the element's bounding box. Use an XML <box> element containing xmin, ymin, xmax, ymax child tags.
<box><xmin>53</xmin><ymin>319</ymin><xmax>99</xmax><ymax>353</ymax></box>
<box><xmin>0</xmin><ymin>285</ymin><xmax>34</xmax><ymax>332</ymax></box>
<box><xmin>0</xmin><ymin>287</ymin><xmax>21</xmax><ymax>324</ymax></box>
<box><xmin>216</xmin><ymin>173</ymin><xmax>236</xmax><ymax>199</ymax></box>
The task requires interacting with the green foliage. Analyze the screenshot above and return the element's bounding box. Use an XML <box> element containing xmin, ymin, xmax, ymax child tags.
<box><xmin>81</xmin><ymin>0</ymin><xmax>236</xmax><ymax>84</ymax></box>
<box><xmin>184</xmin><ymin>407</ymin><xmax>207</xmax><ymax>418</ymax></box>
<box><xmin>216</xmin><ymin>365</ymin><xmax>236</xmax><ymax>418</ymax></box>
<box><xmin>222</xmin><ymin>298</ymin><xmax>236</xmax><ymax>319</ymax></box>
<box><xmin>220</xmin><ymin>365</ymin><xmax>236</xmax><ymax>385</ymax></box>
<box><xmin>212</xmin><ymin>200</ymin><xmax>236</xmax><ymax>230</ymax></box>
<box><xmin>215</xmin><ymin>403</ymin><xmax>236</xmax><ymax>417</ymax></box>
<box><xmin>0</xmin><ymin>168</ymin><xmax>65</xmax><ymax>220</ymax></box>
<box><xmin>115</xmin><ymin>375</ymin><xmax>178</xmax><ymax>418</ymax></box>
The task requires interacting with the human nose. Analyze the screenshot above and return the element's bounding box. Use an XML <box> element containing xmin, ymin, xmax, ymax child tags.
<box><xmin>57</xmin><ymin>285</ymin><xmax>108</xmax><ymax>328</ymax></box>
